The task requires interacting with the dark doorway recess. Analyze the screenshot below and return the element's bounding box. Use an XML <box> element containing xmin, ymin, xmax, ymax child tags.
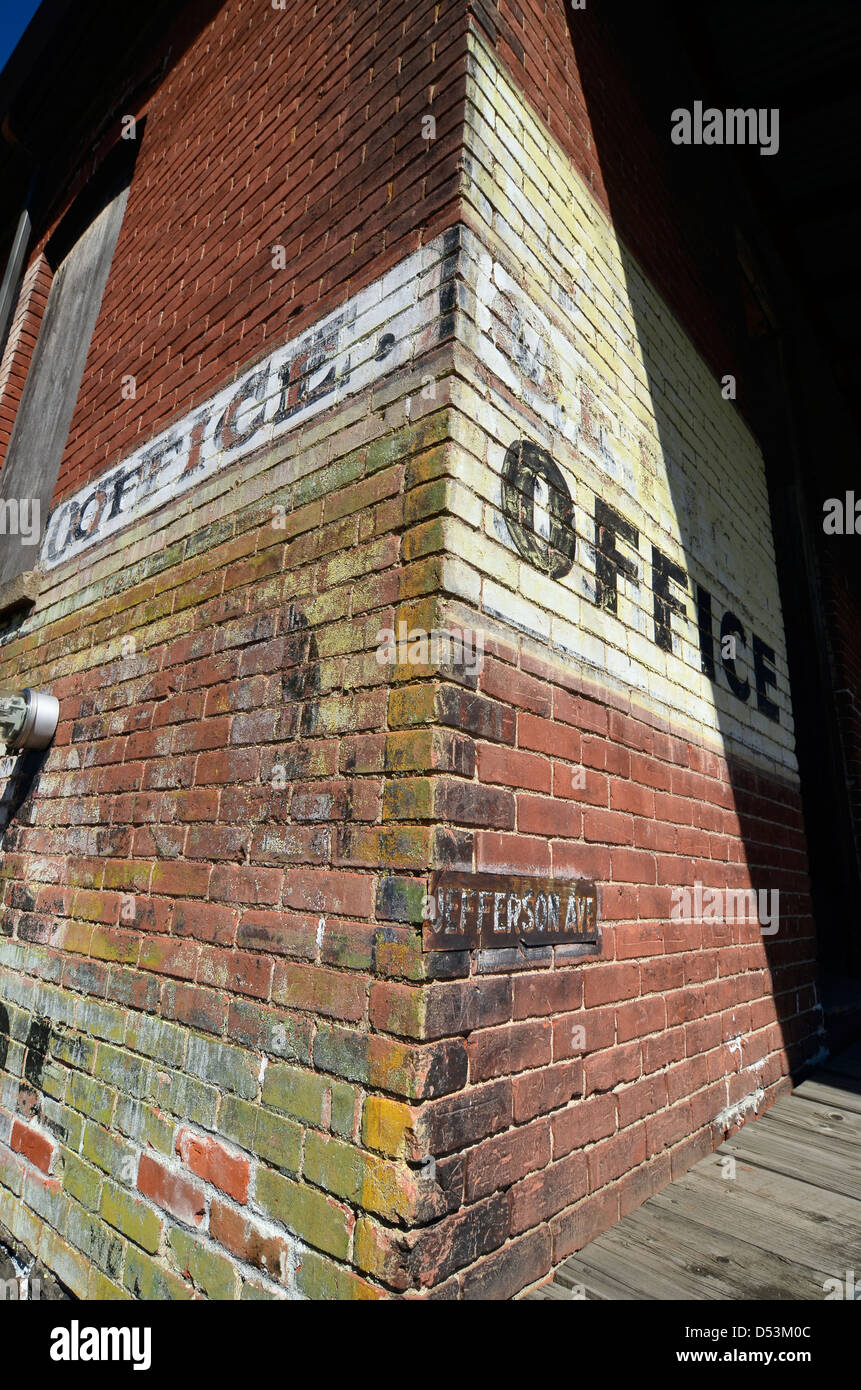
<box><xmin>561</xmin><ymin>0</ymin><xmax>861</xmax><ymax>1056</ymax></box>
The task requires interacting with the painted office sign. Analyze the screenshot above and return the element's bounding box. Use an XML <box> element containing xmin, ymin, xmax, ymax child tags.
<box><xmin>39</xmin><ymin>233</ymin><xmax>458</xmax><ymax>571</ymax></box>
<box><xmin>500</xmin><ymin>437</ymin><xmax>780</xmax><ymax>723</ymax></box>
<box><xmin>454</xmin><ymin>213</ymin><xmax>795</xmax><ymax>767</ymax></box>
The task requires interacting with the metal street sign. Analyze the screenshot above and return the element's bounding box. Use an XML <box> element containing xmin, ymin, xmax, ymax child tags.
<box><xmin>423</xmin><ymin>871</ymin><xmax>599</xmax><ymax>951</ymax></box>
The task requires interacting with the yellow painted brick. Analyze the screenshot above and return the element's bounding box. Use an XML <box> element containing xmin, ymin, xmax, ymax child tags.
<box><xmin>361</xmin><ymin>1096</ymin><xmax>418</xmax><ymax>1158</ymax></box>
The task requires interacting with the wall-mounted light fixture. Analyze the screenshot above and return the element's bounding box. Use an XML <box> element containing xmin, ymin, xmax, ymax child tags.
<box><xmin>0</xmin><ymin>687</ymin><xmax>59</xmax><ymax>750</ymax></box>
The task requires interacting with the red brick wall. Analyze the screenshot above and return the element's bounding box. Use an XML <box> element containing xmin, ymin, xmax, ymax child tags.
<box><xmin>4</xmin><ymin>0</ymin><xmax>468</xmax><ymax>502</ymax></box>
<box><xmin>0</xmin><ymin>254</ymin><xmax>51</xmax><ymax>469</ymax></box>
<box><xmin>488</xmin><ymin>0</ymin><xmax>745</xmax><ymax>387</ymax></box>
<box><xmin>360</xmin><ymin>636</ymin><xmax>818</xmax><ymax>1297</ymax></box>
<box><xmin>0</xmin><ymin>396</ymin><xmax>461</xmax><ymax>1299</ymax></box>
<box><xmin>0</xmin><ymin>0</ymin><xmax>827</xmax><ymax>1302</ymax></box>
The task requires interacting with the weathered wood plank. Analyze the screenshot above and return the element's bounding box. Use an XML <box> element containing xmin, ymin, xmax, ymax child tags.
<box><xmin>553</xmin><ymin>1264</ymin><xmax>607</xmax><ymax>1298</ymax></box>
<box><xmin>554</xmin><ymin>1261</ymin><xmax>648</xmax><ymax>1301</ymax></box>
<box><xmin>686</xmin><ymin>1146</ymin><xmax>861</xmax><ymax>1228</ymax></box>
<box><xmin>521</xmin><ymin>1273</ymin><xmax>605</xmax><ymax>1300</ymax></box>
<box><xmin>722</xmin><ymin>1120</ymin><xmax>861</xmax><ymax>1201</ymax></box>
<box><xmin>0</xmin><ymin>186</ymin><xmax>130</xmax><ymax>587</ymax></box>
<box><xmin>557</xmin><ymin>1241</ymin><xmax>679</xmax><ymax>1300</ymax></box>
<box><xmin>623</xmin><ymin>1205</ymin><xmax>821</xmax><ymax>1299</ymax></box>
<box><xmin>533</xmin><ymin>1058</ymin><xmax>861</xmax><ymax>1301</ymax></box>
<box><xmin>782</xmin><ymin>1091</ymin><xmax>861</xmax><ymax>1137</ymax></box>
<box><xmin>753</xmin><ymin>1101</ymin><xmax>861</xmax><ymax>1157</ymax></box>
<box><xmin>531</xmin><ymin>1277</ymin><xmax>602</xmax><ymax>1300</ymax></box>
<box><xmin>796</xmin><ymin>1075</ymin><xmax>861</xmax><ymax>1116</ymax></box>
<box><xmin>648</xmin><ymin>1162</ymin><xmax>859</xmax><ymax>1285</ymax></box>
<box><xmin>570</xmin><ymin>1205</ymin><xmax>818</xmax><ymax>1300</ymax></box>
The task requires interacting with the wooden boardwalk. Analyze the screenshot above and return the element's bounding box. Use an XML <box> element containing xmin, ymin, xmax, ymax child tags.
<box><xmin>525</xmin><ymin>1044</ymin><xmax>861</xmax><ymax>1300</ymax></box>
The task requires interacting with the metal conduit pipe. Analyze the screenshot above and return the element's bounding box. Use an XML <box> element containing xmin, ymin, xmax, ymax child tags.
<box><xmin>0</xmin><ymin>687</ymin><xmax>59</xmax><ymax>750</ymax></box>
